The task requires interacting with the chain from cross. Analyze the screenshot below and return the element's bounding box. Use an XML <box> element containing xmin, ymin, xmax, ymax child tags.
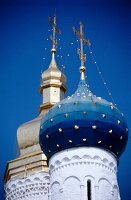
<box><xmin>48</xmin><ymin>16</ymin><xmax>61</xmax><ymax>50</ymax></box>
<box><xmin>72</xmin><ymin>21</ymin><xmax>91</xmax><ymax>66</ymax></box>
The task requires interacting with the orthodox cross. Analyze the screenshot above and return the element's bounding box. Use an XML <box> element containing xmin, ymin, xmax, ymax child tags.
<box><xmin>48</xmin><ymin>15</ymin><xmax>61</xmax><ymax>52</ymax></box>
<box><xmin>72</xmin><ymin>21</ymin><xmax>91</xmax><ymax>66</ymax></box>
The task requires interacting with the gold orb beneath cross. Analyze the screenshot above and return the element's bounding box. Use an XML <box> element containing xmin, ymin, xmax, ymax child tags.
<box><xmin>79</xmin><ymin>66</ymin><xmax>86</xmax><ymax>73</ymax></box>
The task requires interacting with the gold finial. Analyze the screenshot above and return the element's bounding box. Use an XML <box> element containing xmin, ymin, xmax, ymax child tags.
<box><xmin>48</xmin><ymin>15</ymin><xmax>61</xmax><ymax>56</ymax></box>
<box><xmin>72</xmin><ymin>21</ymin><xmax>91</xmax><ymax>80</ymax></box>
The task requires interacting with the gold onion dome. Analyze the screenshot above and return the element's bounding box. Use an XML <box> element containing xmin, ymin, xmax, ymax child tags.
<box><xmin>17</xmin><ymin>16</ymin><xmax>67</xmax><ymax>156</ymax></box>
<box><xmin>40</xmin><ymin>15</ymin><xmax>66</xmax><ymax>89</ymax></box>
<box><xmin>40</xmin><ymin>52</ymin><xmax>66</xmax><ymax>90</ymax></box>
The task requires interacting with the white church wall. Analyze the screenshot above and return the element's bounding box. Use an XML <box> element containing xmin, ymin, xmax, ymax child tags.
<box><xmin>5</xmin><ymin>171</ymin><xmax>50</xmax><ymax>200</ymax></box>
<box><xmin>49</xmin><ymin>147</ymin><xmax>120</xmax><ymax>200</ymax></box>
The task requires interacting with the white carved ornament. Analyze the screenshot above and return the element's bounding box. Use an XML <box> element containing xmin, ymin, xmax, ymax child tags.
<box><xmin>5</xmin><ymin>172</ymin><xmax>50</xmax><ymax>200</ymax></box>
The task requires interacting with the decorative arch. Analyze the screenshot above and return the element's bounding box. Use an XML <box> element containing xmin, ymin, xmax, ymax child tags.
<box><xmin>62</xmin><ymin>157</ymin><xmax>70</xmax><ymax>162</ymax></box>
<box><xmin>51</xmin><ymin>181</ymin><xmax>60</xmax><ymax>189</ymax></box>
<box><xmin>64</xmin><ymin>175</ymin><xmax>81</xmax><ymax>184</ymax></box>
<box><xmin>72</xmin><ymin>155</ymin><xmax>81</xmax><ymax>160</ymax></box>
<box><xmin>63</xmin><ymin>176</ymin><xmax>81</xmax><ymax>200</ymax></box>
<box><xmin>17</xmin><ymin>181</ymin><xmax>23</xmax><ymax>185</ymax></box>
<box><xmin>25</xmin><ymin>178</ymin><xmax>31</xmax><ymax>183</ymax></box>
<box><xmin>50</xmin><ymin>181</ymin><xmax>61</xmax><ymax>200</ymax></box>
<box><xmin>113</xmin><ymin>185</ymin><xmax>119</xmax><ymax>200</ymax></box>
<box><xmin>102</xmin><ymin>158</ymin><xmax>108</xmax><ymax>163</ymax></box>
<box><xmin>93</xmin><ymin>155</ymin><xmax>101</xmax><ymax>161</ymax></box>
<box><xmin>98</xmin><ymin>178</ymin><xmax>112</xmax><ymax>200</ymax></box>
<box><xmin>34</xmin><ymin>177</ymin><xmax>41</xmax><ymax>181</ymax></box>
<box><xmin>98</xmin><ymin>177</ymin><xmax>111</xmax><ymax>185</ymax></box>
<box><xmin>84</xmin><ymin>175</ymin><xmax>95</xmax><ymax>182</ymax></box>
<box><xmin>44</xmin><ymin>175</ymin><xmax>50</xmax><ymax>181</ymax></box>
<box><xmin>11</xmin><ymin>184</ymin><xmax>16</xmax><ymax>189</ymax></box>
<box><xmin>55</xmin><ymin>160</ymin><xmax>61</xmax><ymax>166</ymax></box>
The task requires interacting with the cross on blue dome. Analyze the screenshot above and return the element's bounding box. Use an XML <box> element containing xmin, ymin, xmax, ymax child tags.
<box><xmin>39</xmin><ymin>21</ymin><xmax>128</xmax><ymax>160</ymax></box>
<box><xmin>39</xmin><ymin>77</ymin><xmax>128</xmax><ymax>159</ymax></box>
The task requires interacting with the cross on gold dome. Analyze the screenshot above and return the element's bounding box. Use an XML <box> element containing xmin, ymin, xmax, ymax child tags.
<box><xmin>72</xmin><ymin>21</ymin><xmax>91</xmax><ymax>67</ymax></box>
<box><xmin>48</xmin><ymin>15</ymin><xmax>61</xmax><ymax>53</ymax></box>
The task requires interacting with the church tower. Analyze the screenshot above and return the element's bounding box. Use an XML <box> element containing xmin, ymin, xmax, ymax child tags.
<box><xmin>39</xmin><ymin>16</ymin><xmax>66</xmax><ymax>114</ymax></box>
<box><xmin>4</xmin><ymin>16</ymin><xmax>66</xmax><ymax>200</ymax></box>
<box><xmin>39</xmin><ymin>22</ymin><xmax>128</xmax><ymax>200</ymax></box>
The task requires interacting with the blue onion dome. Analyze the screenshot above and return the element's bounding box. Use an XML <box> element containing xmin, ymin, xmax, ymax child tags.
<box><xmin>39</xmin><ymin>66</ymin><xmax>128</xmax><ymax>159</ymax></box>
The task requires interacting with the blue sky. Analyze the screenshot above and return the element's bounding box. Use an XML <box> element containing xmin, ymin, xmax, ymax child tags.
<box><xmin>0</xmin><ymin>0</ymin><xmax>131</xmax><ymax>199</ymax></box>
